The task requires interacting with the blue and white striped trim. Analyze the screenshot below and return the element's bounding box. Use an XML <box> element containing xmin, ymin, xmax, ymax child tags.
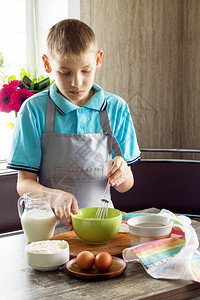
<box><xmin>7</xmin><ymin>163</ymin><xmax>39</xmax><ymax>174</ymax></box>
<box><xmin>127</xmin><ymin>156</ymin><xmax>141</xmax><ymax>165</ymax></box>
<box><xmin>54</xmin><ymin>103</ymin><xmax>65</xmax><ymax>115</ymax></box>
<box><xmin>48</xmin><ymin>91</ymin><xmax>65</xmax><ymax>115</ymax></box>
<box><xmin>100</xmin><ymin>98</ymin><xmax>107</xmax><ymax>111</ymax></box>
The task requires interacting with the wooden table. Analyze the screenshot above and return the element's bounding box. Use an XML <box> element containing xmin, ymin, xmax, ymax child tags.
<box><xmin>1</xmin><ymin>208</ymin><xmax>200</xmax><ymax>300</ymax></box>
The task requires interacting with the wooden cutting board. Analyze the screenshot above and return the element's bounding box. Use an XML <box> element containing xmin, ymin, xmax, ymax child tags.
<box><xmin>51</xmin><ymin>231</ymin><xmax>130</xmax><ymax>258</ymax></box>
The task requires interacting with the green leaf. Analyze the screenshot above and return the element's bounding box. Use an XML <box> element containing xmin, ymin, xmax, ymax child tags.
<box><xmin>21</xmin><ymin>69</ymin><xmax>31</xmax><ymax>81</ymax></box>
<box><xmin>19</xmin><ymin>82</ymin><xmax>30</xmax><ymax>90</ymax></box>
<box><xmin>8</xmin><ymin>75</ymin><xmax>16</xmax><ymax>82</ymax></box>
<box><xmin>6</xmin><ymin>122</ymin><xmax>15</xmax><ymax>129</ymax></box>
<box><xmin>30</xmin><ymin>82</ymin><xmax>34</xmax><ymax>90</ymax></box>
<box><xmin>22</xmin><ymin>75</ymin><xmax>34</xmax><ymax>88</ymax></box>
<box><xmin>0</xmin><ymin>51</ymin><xmax>4</xmax><ymax>68</ymax></box>
<box><xmin>34</xmin><ymin>77</ymin><xmax>50</xmax><ymax>91</ymax></box>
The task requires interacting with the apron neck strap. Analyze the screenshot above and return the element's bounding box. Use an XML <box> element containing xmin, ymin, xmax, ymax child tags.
<box><xmin>99</xmin><ymin>105</ymin><xmax>123</xmax><ymax>157</ymax></box>
<box><xmin>45</xmin><ymin>94</ymin><xmax>56</xmax><ymax>132</ymax></box>
<box><xmin>99</xmin><ymin>107</ymin><xmax>112</xmax><ymax>135</ymax></box>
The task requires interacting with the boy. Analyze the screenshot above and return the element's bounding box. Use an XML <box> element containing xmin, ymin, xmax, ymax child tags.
<box><xmin>7</xmin><ymin>19</ymin><xmax>140</xmax><ymax>230</ymax></box>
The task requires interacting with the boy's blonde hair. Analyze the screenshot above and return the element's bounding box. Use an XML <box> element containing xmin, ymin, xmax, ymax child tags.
<box><xmin>46</xmin><ymin>19</ymin><xmax>98</xmax><ymax>58</ymax></box>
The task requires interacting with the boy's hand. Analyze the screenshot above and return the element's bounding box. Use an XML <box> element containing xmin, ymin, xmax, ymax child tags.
<box><xmin>51</xmin><ymin>190</ymin><xmax>79</xmax><ymax>230</ymax></box>
<box><xmin>107</xmin><ymin>156</ymin><xmax>130</xmax><ymax>187</ymax></box>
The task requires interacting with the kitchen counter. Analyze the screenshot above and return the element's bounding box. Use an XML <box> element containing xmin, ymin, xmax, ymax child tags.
<box><xmin>1</xmin><ymin>208</ymin><xmax>200</xmax><ymax>300</ymax></box>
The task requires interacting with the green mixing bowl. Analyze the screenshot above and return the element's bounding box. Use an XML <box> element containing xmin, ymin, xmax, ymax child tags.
<box><xmin>71</xmin><ymin>207</ymin><xmax>122</xmax><ymax>244</ymax></box>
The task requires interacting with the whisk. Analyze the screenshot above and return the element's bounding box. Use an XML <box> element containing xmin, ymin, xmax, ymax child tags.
<box><xmin>95</xmin><ymin>181</ymin><xmax>110</xmax><ymax>219</ymax></box>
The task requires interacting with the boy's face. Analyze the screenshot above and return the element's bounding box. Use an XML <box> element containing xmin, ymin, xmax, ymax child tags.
<box><xmin>43</xmin><ymin>48</ymin><xmax>103</xmax><ymax>106</ymax></box>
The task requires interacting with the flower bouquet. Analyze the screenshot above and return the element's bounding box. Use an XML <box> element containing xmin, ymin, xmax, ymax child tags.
<box><xmin>0</xmin><ymin>70</ymin><xmax>52</xmax><ymax>128</ymax></box>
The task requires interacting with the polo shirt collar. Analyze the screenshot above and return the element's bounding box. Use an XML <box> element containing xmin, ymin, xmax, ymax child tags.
<box><xmin>84</xmin><ymin>83</ymin><xmax>106</xmax><ymax>111</ymax></box>
<box><xmin>49</xmin><ymin>82</ymin><xmax>106</xmax><ymax>115</ymax></box>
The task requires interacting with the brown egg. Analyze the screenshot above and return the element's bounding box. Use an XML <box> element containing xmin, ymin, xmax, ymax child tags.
<box><xmin>76</xmin><ymin>250</ymin><xmax>95</xmax><ymax>270</ymax></box>
<box><xmin>95</xmin><ymin>252</ymin><xmax>113</xmax><ymax>271</ymax></box>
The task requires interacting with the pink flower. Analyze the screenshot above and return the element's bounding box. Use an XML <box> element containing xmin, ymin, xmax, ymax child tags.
<box><xmin>7</xmin><ymin>80</ymin><xmax>21</xmax><ymax>90</ymax></box>
<box><xmin>0</xmin><ymin>80</ymin><xmax>21</xmax><ymax>113</ymax></box>
<box><xmin>0</xmin><ymin>85</ymin><xmax>15</xmax><ymax>113</ymax></box>
<box><xmin>10</xmin><ymin>88</ymin><xmax>34</xmax><ymax>113</ymax></box>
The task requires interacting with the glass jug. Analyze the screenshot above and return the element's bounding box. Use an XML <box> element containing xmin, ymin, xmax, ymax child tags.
<box><xmin>18</xmin><ymin>192</ymin><xmax>56</xmax><ymax>243</ymax></box>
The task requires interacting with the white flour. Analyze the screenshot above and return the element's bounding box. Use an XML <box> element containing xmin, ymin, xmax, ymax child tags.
<box><xmin>26</xmin><ymin>240</ymin><xmax>68</xmax><ymax>254</ymax></box>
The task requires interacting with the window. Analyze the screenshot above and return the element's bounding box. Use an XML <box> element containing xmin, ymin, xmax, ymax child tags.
<box><xmin>0</xmin><ymin>0</ymin><xmax>26</xmax><ymax>78</ymax></box>
<box><xmin>0</xmin><ymin>0</ymin><xmax>26</xmax><ymax>161</ymax></box>
<box><xmin>0</xmin><ymin>0</ymin><xmax>80</xmax><ymax>164</ymax></box>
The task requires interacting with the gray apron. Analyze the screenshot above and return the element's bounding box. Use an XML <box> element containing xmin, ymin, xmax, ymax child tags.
<box><xmin>39</xmin><ymin>96</ymin><xmax>122</xmax><ymax>208</ymax></box>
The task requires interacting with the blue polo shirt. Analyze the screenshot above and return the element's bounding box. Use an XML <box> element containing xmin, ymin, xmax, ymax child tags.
<box><xmin>7</xmin><ymin>82</ymin><xmax>140</xmax><ymax>173</ymax></box>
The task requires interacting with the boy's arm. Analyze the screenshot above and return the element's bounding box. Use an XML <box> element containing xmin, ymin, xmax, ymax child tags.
<box><xmin>107</xmin><ymin>156</ymin><xmax>134</xmax><ymax>193</ymax></box>
<box><xmin>17</xmin><ymin>171</ymin><xmax>78</xmax><ymax>230</ymax></box>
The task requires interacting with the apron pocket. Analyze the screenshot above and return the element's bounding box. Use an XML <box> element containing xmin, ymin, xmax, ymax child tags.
<box><xmin>53</xmin><ymin>166</ymin><xmax>105</xmax><ymax>181</ymax></box>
